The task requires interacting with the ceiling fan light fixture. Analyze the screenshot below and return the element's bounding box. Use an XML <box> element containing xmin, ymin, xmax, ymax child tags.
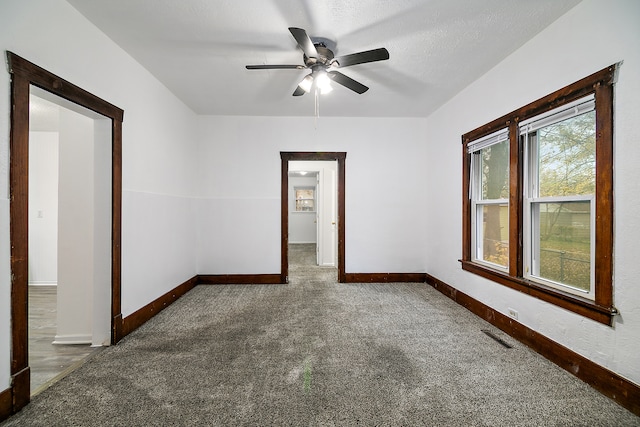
<box><xmin>298</xmin><ymin>74</ymin><xmax>314</xmax><ymax>93</ymax></box>
<box><xmin>315</xmin><ymin>71</ymin><xmax>333</xmax><ymax>94</ymax></box>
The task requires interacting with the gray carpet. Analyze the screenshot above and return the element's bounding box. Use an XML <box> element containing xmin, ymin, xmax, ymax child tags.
<box><xmin>3</xmin><ymin>244</ymin><xmax>638</xmax><ymax>426</ymax></box>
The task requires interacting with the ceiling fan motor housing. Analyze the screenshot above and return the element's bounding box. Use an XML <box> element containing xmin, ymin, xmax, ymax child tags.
<box><xmin>304</xmin><ymin>44</ymin><xmax>335</xmax><ymax>67</ymax></box>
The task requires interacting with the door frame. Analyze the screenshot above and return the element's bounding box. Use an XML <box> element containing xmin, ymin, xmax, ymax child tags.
<box><xmin>7</xmin><ymin>52</ymin><xmax>124</xmax><ymax>411</ymax></box>
<box><xmin>280</xmin><ymin>152</ymin><xmax>346</xmax><ymax>283</ymax></box>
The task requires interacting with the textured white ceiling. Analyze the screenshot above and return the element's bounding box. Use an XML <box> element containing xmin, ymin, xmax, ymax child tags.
<box><xmin>66</xmin><ymin>0</ymin><xmax>581</xmax><ymax>117</ymax></box>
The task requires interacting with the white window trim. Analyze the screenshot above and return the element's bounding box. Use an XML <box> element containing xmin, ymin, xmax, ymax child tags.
<box><xmin>469</xmin><ymin>128</ymin><xmax>510</xmax><ymax>272</ymax></box>
<box><xmin>519</xmin><ymin>95</ymin><xmax>595</xmax><ymax>134</ymax></box>
<box><xmin>471</xmin><ymin>199</ymin><xmax>509</xmax><ymax>272</ymax></box>
<box><xmin>467</xmin><ymin>128</ymin><xmax>509</xmax><ymax>154</ymax></box>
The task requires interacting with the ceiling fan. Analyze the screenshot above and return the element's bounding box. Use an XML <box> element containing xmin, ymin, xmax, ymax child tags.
<box><xmin>246</xmin><ymin>27</ymin><xmax>389</xmax><ymax>96</ymax></box>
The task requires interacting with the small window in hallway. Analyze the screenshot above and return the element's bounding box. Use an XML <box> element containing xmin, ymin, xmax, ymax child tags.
<box><xmin>295</xmin><ymin>187</ymin><xmax>315</xmax><ymax>212</ymax></box>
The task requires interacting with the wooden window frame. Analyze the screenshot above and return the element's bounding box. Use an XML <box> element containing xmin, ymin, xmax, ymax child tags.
<box><xmin>461</xmin><ymin>64</ymin><xmax>617</xmax><ymax>325</ymax></box>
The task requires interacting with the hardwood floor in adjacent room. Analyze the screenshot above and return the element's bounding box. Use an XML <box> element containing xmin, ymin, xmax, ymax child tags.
<box><xmin>28</xmin><ymin>285</ymin><xmax>100</xmax><ymax>394</ymax></box>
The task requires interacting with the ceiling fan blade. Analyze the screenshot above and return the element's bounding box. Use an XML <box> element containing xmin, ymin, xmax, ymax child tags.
<box><xmin>328</xmin><ymin>71</ymin><xmax>369</xmax><ymax>94</ymax></box>
<box><xmin>246</xmin><ymin>64</ymin><xmax>305</xmax><ymax>70</ymax></box>
<box><xmin>333</xmin><ymin>48</ymin><xmax>389</xmax><ymax>68</ymax></box>
<box><xmin>288</xmin><ymin>27</ymin><xmax>318</xmax><ymax>58</ymax></box>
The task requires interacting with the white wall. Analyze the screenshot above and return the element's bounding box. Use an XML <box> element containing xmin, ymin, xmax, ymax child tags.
<box><xmin>0</xmin><ymin>0</ymin><xmax>199</xmax><ymax>390</ymax></box>
<box><xmin>92</xmin><ymin>118</ymin><xmax>113</xmax><ymax>346</ymax></box>
<box><xmin>196</xmin><ymin>116</ymin><xmax>429</xmax><ymax>274</ymax></box>
<box><xmin>424</xmin><ymin>0</ymin><xmax>640</xmax><ymax>386</ymax></box>
<box><xmin>289</xmin><ymin>175</ymin><xmax>317</xmax><ymax>244</ymax></box>
<box><xmin>56</xmin><ymin>107</ymin><xmax>94</xmax><ymax>344</ymax></box>
<box><xmin>0</xmin><ymin>200</ymin><xmax>9</xmax><ymax>393</ymax></box>
<box><xmin>28</xmin><ymin>131</ymin><xmax>59</xmax><ymax>284</ymax></box>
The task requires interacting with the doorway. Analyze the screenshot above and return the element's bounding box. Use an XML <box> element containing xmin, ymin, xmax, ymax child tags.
<box><xmin>28</xmin><ymin>88</ymin><xmax>111</xmax><ymax>392</ymax></box>
<box><xmin>7</xmin><ymin>52</ymin><xmax>123</xmax><ymax>411</ymax></box>
<box><xmin>288</xmin><ymin>161</ymin><xmax>337</xmax><ymax>268</ymax></box>
<box><xmin>280</xmin><ymin>152</ymin><xmax>346</xmax><ymax>283</ymax></box>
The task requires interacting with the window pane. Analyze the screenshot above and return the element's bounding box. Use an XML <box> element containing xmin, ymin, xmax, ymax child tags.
<box><xmin>480</xmin><ymin>138</ymin><xmax>509</xmax><ymax>200</ymax></box>
<box><xmin>477</xmin><ymin>204</ymin><xmax>509</xmax><ymax>267</ymax></box>
<box><xmin>295</xmin><ymin>188</ymin><xmax>315</xmax><ymax>212</ymax></box>
<box><xmin>537</xmin><ymin>111</ymin><xmax>595</xmax><ymax>198</ymax></box>
<box><xmin>296</xmin><ymin>199</ymin><xmax>314</xmax><ymax>211</ymax></box>
<box><xmin>295</xmin><ymin>189</ymin><xmax>314</xmax><ymax>200</ymax></box>
<box><xmin>533</xmin><ymin>201</ymin><xmax>591</xmax><ymax>292</ymax></box>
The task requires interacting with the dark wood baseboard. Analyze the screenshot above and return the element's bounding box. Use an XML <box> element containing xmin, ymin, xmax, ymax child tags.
<box><xmin>426</xmin><ymin>273</ymin><xmax>640</xmax><ymax>416</ymax></box>
<box><xmin>11</xmin><ymin>367</ymin><xmax>30</xmax><ymax>414</ymax></box>
<box><xmin>0</xmin><ymin>386</ymin><xmax>12</xmax><ymax>421</ymax></box>
<box><xmin>197</xmin><ymin>274</ymin><xmax>283</xmax><ymax>285</ymax></box>
<box><xmin>122</xmin><ymin>276</ymin><xmax>198</xmax><ymax>337</ymax></box>
<box><xmin>120</xmin><ymin>274</ymin><xmax>283</xmax><ymax>338</ymax></box>
<box><xmin>198</xmin><ymin>273</ymin><xmax>426</xmax><ymax>285</ymax></box>
<box><xmin>2</xmin><ymin>366</ymin><xmax>31</xmax><ymax>421</ymax></box>
<box><xmin>112</xmin><ymin>313</ymin><xmax>123</xmax><ymax>344</ymax></box>
<box><xmin>344</xmin><ymin>273</ymin><xmax>427</xmax><ymax>283</ymax></box>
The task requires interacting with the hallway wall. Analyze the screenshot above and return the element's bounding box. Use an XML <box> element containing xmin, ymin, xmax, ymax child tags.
<box><xmin>288</xmin><ymin>175</ymin><xmax>318</xmax><ymax>244</ymax></box>
<box><xmin>0</xmin><ymin>0</ymin><xmax>200</xmax><ymax>389</ymax></box>
<box><xmin>424</xmin><ymin>0</ymin><xmax>640</xmax><ymax>386</ymax></box>
<box><xmin>28</xmin><ymin>131</ymin><xmax>59</xmax><ymax>284</ymax></box>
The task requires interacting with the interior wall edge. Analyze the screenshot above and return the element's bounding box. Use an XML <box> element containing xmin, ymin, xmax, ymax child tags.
<box><xmin>0</xmin><ymin>198</ymin><xmax>11</xmax><ymax>391</ymax></box>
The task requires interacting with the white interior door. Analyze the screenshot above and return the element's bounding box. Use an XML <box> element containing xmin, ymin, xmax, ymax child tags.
<box><xmin>318</xmin><ymin>165</ymin><xmax>337</xmax><ymax>267</ymax></box>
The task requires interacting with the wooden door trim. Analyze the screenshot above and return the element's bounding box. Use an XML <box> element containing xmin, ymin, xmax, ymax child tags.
<box><xmin>6</xmin><ymin>51</ymin><xmax>124</xmax><ymax>412</ymax></box>
<box><xmin>280</xmin><ymin>152</ymin><xmax>346</xmax><ymax>283</ymax></box>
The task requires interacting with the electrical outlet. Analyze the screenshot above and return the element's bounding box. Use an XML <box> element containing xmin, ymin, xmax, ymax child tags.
<box><xmin>507</xmin><ymin>308</ymin><xmax>518</xmax><ymax>320</ymax></box>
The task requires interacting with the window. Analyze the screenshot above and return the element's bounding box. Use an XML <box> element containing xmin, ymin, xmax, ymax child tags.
<box><xmin>294</xmin><ymin>187</ymin><xmax>315</xmax><ymax>212</ymax></box>
<box><xmin>523</xmin><ymin>96</ymin><xmax>595</xmax><ymax>298</ymax></box>
<box><xmin>461</xmin><ymin>64</ymin><xmax>617</xmax><ymax>325</ymax></box>
<box><xmin>469</xmin><ymin>129</ymin><xmax>510</xmax><ymax>270</ymax></box>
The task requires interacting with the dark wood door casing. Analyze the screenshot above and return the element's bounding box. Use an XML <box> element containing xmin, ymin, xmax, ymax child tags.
<box><xmin>280</xmin><ymin>152</ymin><xmax>346</xmax><ymax>283</ymax></box>
<box><xmin>6</xmin><ymin>51</ymin><xmax>123</xmax><ymax>413</ymax></box>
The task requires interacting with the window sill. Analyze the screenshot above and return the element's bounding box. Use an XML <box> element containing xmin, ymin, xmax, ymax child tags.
<box><xmin>459</xmin><ymin>260</ymin><xmax>616</xmax><ymax>326</ymax></box>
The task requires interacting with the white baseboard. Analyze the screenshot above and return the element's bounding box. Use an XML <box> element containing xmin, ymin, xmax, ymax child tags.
<box><xmin>28</xmin><ymin>282</ymin><xmax>58</xmax><ymax>286</ymax></box>
<box><xmin>53</xmin><ymin>334</ymin><xmax>92</xmax><ymax>345</ymax></box>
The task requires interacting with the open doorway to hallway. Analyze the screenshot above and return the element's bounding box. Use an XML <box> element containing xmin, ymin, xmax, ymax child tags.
<box><xmin>280</xmin><ymin>152</ymin><xmax>346</xmax><ymax>283</ymax></box>
<box><xmin>288</xmin><ymin>161</ymin><xmax>338</xmax><ymax>269</ymax></box>
<box><xmin>27</xmin><ymin>88</ymin><xmax>112</xmax><ymax>393</ymax></box>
